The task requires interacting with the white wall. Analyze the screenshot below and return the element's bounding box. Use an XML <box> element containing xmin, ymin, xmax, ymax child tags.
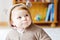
<box><xmin>0</xmin><ymin>0</ymin><xmax>13</xmax><ymax>21</ymax></box>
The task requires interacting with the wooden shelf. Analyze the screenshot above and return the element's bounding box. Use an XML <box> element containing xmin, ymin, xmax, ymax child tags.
<box><xmin>33</xmin><ymin>21</ymin><xmax>58</xmax><ymax>24</ymax></box>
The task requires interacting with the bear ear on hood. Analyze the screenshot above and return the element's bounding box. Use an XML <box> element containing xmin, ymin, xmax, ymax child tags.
<box><xmin>26</xmin><ymin>0</ymin><xmax>32</xmax><ymax>8</ymax></box>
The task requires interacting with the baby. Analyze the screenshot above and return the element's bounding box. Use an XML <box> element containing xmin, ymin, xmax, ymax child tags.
<box><xmin>6</xmin><ymin>3</ymin><xmax>51</xmax><ymax>40</ymax></box>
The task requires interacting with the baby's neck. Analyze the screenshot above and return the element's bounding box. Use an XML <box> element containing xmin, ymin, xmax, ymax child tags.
<box><xmin>17</xmin><ymin>28</ymin><xmax>25</xmax><ymax>34</ymax></box>
<box><xmin>17</xmin><ymin>27</ymin><xmax>25</xmax><ymax>31</ymax></box>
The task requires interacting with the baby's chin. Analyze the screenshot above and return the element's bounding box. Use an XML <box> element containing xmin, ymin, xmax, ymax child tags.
<box><xmin>22</xmin><ymin>24</ymin><xmax>30</xmax><ymax>29</ymax></box>
<box><xmin>21</xmin><ymin>23</ymin><xmax>31</xmax><ymax>29</ymax></box>
<box><xmin>21</xmin><ymin>22</ymin><xmax>31</xmax><ymax>29</ymax></box>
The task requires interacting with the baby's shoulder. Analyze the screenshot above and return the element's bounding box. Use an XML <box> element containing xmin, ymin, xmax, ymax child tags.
<box><xmin>31</xmin><ymin>24</ymin><xmax>43</xmax><ymax>32</ymax></box>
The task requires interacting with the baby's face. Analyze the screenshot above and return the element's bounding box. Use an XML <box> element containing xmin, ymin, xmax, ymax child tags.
<box><xmin>11</xmin><ymin>8</ymin><xmax>31</xmax><ymax>29</ymax></box>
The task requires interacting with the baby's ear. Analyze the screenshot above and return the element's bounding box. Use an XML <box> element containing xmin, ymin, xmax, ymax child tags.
<box><xmin>10</xmin><ymin>21</ymin><xmax>17</xmax><ymax>29</ymax></box>
<box><xmin>10</xmin><ymin>21</ymin><xmax>15</xmax><ymax>27</ymax></box>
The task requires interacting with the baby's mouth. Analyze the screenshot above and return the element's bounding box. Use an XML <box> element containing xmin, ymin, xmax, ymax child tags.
<box><xmin>22</xmin><ymin>21</ymin><xmax>28</xmax><ymax>23</ymax></box>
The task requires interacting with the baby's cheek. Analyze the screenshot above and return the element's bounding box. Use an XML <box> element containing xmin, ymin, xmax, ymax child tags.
<box><xmin>27</xmin><ymin>17</ymin><xmax>31</xmax><ymax>21</ymax></box>
<box><xmin>15</xmin><ymin>20</ymin><xmax>22</xmax><ymax>26</ymax></box>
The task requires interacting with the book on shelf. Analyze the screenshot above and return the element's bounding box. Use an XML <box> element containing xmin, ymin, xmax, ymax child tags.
<box><xmin>50</xmin><ymin>4</ymin><xmax>54</xmax><ymax>22</ymax></box>
<box><xmin>45</xmin><ymin>4</ymin><xmax>54</xmax><ymax>22</ymax></box>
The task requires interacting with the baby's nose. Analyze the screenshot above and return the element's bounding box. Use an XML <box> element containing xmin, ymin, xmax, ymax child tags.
<box><xmin>22</xmin><ymin>17</ymin><xmax>27</xmax><ymax>21</ymax></box>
